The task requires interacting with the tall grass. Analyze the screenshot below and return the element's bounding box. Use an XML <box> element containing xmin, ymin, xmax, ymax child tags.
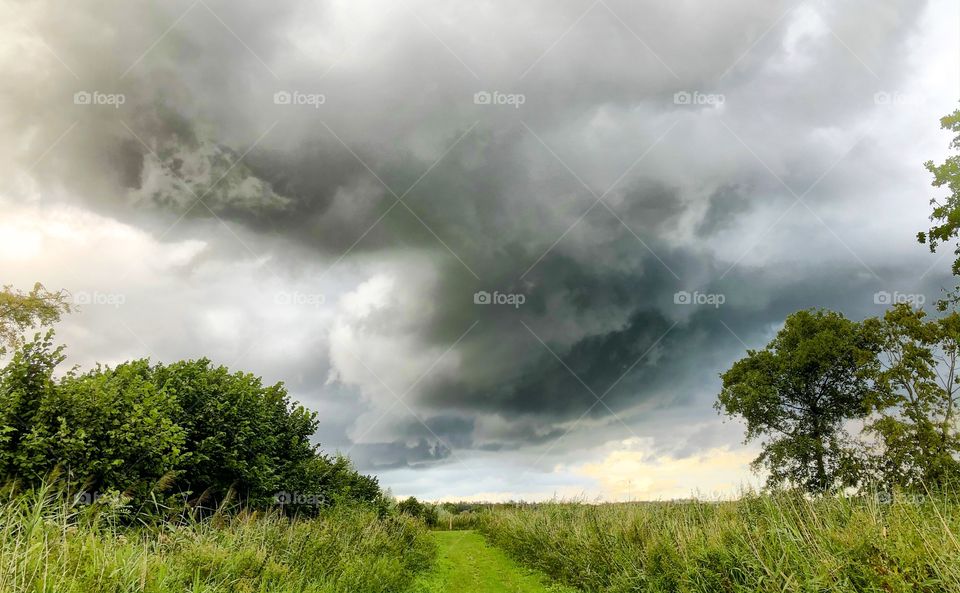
<box><xmin>477</xmin><ymin>491</ymin><xmax>960</xmax><ymax>593</ymax></box>
<box><xmin>0</xmin><ymin>483</ymin><xmax>435</xmax><ymax>593</ymax></box>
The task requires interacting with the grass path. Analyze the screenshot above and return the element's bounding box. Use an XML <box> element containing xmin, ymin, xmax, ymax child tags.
<box><xmin>411</xmin><ymin>530</ymin><xmax>578</xmax><ymax>593</ymax></box>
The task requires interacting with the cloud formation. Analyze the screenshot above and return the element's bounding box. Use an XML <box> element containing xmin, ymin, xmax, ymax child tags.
<box><xmin>1</xmin><ymin>0</ymin><xmax>957</xmax><ymax>498</ymax></box>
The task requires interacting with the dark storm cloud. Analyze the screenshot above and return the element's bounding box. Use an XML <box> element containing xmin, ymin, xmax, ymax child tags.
<box><xmin>346</xmin><ymin>415</ymin><xmax>476</xmax><ymax>470</ymax></box>
<box><xmin>697</xmin><ymin>185</ymin><xmax>752</xmax><ymax>236</ymax></box>
<box><xmin>6</xmin><ymin>0</ymin><xmax>948</xmax><ymax>466</ymax></box>
<box><xmin>349</xmin><ymin>439</ymin><xmax>453</xmax><ymax>471</ymax></box>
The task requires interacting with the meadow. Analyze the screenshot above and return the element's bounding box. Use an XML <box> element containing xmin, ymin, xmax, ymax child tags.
<box><xmin>474</xmin><ymin>492</ymin><xmax>960</xmax><ymax>593</ymax></box>
<box><xmin>0</xmin><ymin>484</ymin><xmax>435</xmax><ymax>593</ymax></box>
<box><xmin>3</xmin><ymin>485</ymin><xmax>960</xmax><ymax>592</ymax></box>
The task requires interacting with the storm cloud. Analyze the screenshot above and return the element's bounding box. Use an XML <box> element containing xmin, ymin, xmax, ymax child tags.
<box><xmin>1</xmin><ymin>0</ymin><xmax>957</xmax><ymax>498</ymax></box>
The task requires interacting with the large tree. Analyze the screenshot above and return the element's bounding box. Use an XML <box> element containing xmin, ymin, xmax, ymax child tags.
<box><xmin>863</xmin><ymin>304</ymin><xmax>960</xmax><ymax>488</ymax></box>
<box><xmin>717</xmin><ymin>309</ymin><xmax>879</xmax><ymax>492</ymax></box>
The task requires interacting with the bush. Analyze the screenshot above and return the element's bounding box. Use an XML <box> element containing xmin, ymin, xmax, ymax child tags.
<box><xmin>0</xmin><ymin>333</ymin><xmax>383</xmax><ymax>513</ymax></box>
<box><xmin>396</xmin><ymin>496</ymin><xmax>439</xmax><ymax>527</ymax></box>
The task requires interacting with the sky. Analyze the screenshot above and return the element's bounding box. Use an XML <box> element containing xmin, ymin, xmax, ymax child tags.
<box><xmin>1</xmin><ymin>0</ymin><xmax>958</xmax><ymax>501</ymax></box>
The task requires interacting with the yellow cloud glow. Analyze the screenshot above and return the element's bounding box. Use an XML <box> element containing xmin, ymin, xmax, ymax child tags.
<box><xmin>575</xmin><ymin>438</ymin><xmax>761</xmax><ymax>501</ymax></box>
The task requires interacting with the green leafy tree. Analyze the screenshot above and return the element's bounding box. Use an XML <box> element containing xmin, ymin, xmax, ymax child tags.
<box><xmin>918</xmin><ymin>108</ymin><xmax>960</xmax><ymax>306</ymax></box>
<box><xmin>863</xmin><ymin>304</ymin><xmax>960</xmax><ymax>488</ymax></box>
<box><xmin>0</xmin><ymin>284</ymin><xmax>70</xmax><ymax>355</ymax></box>
<box><xmin>717</xmin><ymin>309</ymin><xmax>880</xmax><ymax>492</ymax></box>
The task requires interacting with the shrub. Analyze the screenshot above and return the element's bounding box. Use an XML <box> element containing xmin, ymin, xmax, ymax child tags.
<box><xmin>397</xmin><ymin>496</ymin><xmax>439</xmax><ymax>527</ymax></box>
<box><xmin>0</xmin><ymin>333</ymin><xmax>383</xmax><ymax>513</ymax></box>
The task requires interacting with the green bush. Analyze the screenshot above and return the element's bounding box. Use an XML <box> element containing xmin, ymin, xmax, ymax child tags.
<box><xmin>397</xmin><ymin>496</ymin><xmax>439</xmax><ymax>527</ymax></box>
<box><xmin>0</xmin><ymin>333</ymin><xmax>383</xmax><ymax>513</ymax></box>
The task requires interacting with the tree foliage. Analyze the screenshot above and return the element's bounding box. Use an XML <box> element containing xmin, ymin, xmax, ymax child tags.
<box><xmin>0</xmin><ymin>333</ymin><xmax>383</xmax><ymax>513</ymax></box>
<box><xmin>717</xmin><ymin>309</ymin><xmax>880</xmax><ymax>492</ymax></box>
<box><xmin>862</xmin><ymin>304</ymin><xmax>960</xmax><ymax>488</ymax></box>
<box><xmin>918</xmin><ymin>108</ymin><xmax>960</xmax><ymax>306</ymax></box>
<box><xmin>396</xmin><ymin>496</ymin><xmax>439</xmax><ymax>526</ymax></box>
<box><xmin>718</xmin><ymin>305</ymin><xmax>960</xmax><ymax>493</ymax></box>
<box><xmin>0</xmin><ymin>284</ymin><xmax>70</xmax><ymax>355</ymax></box>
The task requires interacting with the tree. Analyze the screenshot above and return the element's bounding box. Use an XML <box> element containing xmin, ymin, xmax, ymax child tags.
<box><xmin>918</xmin><ymin>108</ymin><xmax>960</xmax><ymax>307</ymax></box>
<box><xmin>863</xmin><ymin>304</ymin><xmax>960</xmax><ymax>488</ymax></box>
<box><xmin>0</xmin><ymin>283</ymin><xmax>71</xmax><ymax>355</ymax></box>
<box><xmin>717</xmin><ymin>309</ymin><xmax>879</xmax><ymax>492</ymax></box>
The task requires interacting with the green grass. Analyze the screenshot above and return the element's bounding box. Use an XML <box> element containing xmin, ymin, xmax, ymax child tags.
<box><xmin>8</xmin><ymin>484</ymin><xmax>960</xmax><ymax>593</ymax></box>
<box><xmin>476</xmin><ymin>492</ymin><xmax>960</xmax><ymax>593</ymax></box>
<box><xmin>0</xmin><ymin>484</ymin><xmax>436</xmax><ymax>592</ymax></box>
<box><xmin>411</xmin><ymin>530</ymin><xmax>577</xmax><ymax>593</ymax></box>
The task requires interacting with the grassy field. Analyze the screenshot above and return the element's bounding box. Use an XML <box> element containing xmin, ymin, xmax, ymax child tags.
<box><xmin>6</xmin><ymin>485</ymin><xmax>960</xmax><ymax>593</ymax></box>
<box><xmin>475</xmin><ymin>493</ymin><xmax>960</xmax><ymax>593</ymax></box>
<box><xmin>0</xmin><ymin>485</ymin><xmax>435</xmax><ymax>593</ymax></box>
